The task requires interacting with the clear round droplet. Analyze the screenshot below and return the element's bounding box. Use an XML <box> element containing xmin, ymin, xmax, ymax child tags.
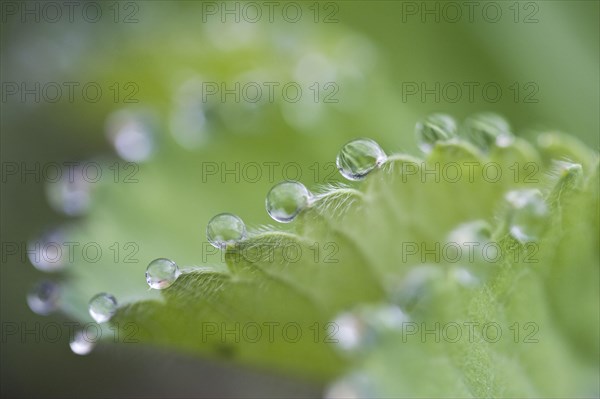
<box><xmin>145</xmin><ymin>258</ymin><xmax>180</xmax><ymax>289</ymax></box>
<box><xmin>70</xmin><ymin>330</ymin><xmax>95</xmax><ymax>356</ymax></box>
<box><xmin>266</xmin><ymin>181</ymin><xmax>311</xmax><ymax>223</ymax></box>
<box><xmin>336</xmin><ymin>138</ymin><xmax>387</xmax><ymax>180</ymax></box>
<box><xmin>505</xmin><ymin>189</ymin><xmax>548</xmax><ymax>243</ymax></box>
<box><xmin>88</xmin><ymin>293</ymin><xmax>117</xmax><ymax>323</ymax></box>
<box><xmin>27</xmin><ymin>228</ymin><xmax>67</xmax><ymax>272</ymax></box>
<box><xmin>463</xmin><ymin>113</ymin><xmax>512</xmax><ymax>150</ymax></box>
<box><xmin>27</xmin><ymin>280</ymin><xmax>60</xmax><ymax>316</ymax></box>
<box><xmin>415</xmin><ymin>113</ymin><xmax>457</xmax><ymax>153</ymax></box>
<box><xmin>206</xmin><ymin>213</ymin><xmax>246</xmax><ymax>249</ymax></box>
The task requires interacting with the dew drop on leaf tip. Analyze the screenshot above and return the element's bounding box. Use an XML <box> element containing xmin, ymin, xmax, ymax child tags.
<box><xmin>505</xmin><ymin>189</ymin><xmax>548</xmax><ymax>244</ymax></box>
<box><xmin>463</xmin><ymin>112</ymin><xmax>513</xmax><ymax>151</ymax></box>
<box><xmin>88</xmin><ymin>293</ymin><xmax>118</xmax><ymax>323</ymax></box>
<box><xmin>336</xmin><ymin>138</ymin><xmax>387</xmax><ymax>180</ymax></box>
<box><xmin>415</xmin><ymin>113</ymin><xmax>458</xmax><ymax>153</ymax></box>
<box><xmin>206</xmin><ymin>213</ymin><xmax>247</xmax><ymax>249</ymax></box>
<box><xmin>146</xmin><ymin>258</ymin><xmax>180</xmax><ymax>289</ymax></box>
<box><xmin>70</xmin><ymin>330</ymin><xmax>95</xmax><ymax>356</ymax></box>
<box><xmin>266</xmin><ymin>181</ymin><xmax>312</xmax><ymax>223</ymax></box>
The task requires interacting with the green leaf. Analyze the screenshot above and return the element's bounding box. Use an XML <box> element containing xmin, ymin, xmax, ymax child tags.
<box><xmin>57</xmin><ymin>119</ymin><xmax>599</xmax><ymax>396</ymax></box>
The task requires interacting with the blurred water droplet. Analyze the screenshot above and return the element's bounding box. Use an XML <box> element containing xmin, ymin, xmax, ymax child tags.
<box><xmin>27</xmin><ymin>280</ymin><xmax>60</xmax><ymax>316</ymax></box>
<box><xmin>390</xmin><ymin>265</ymin><xmax>443</xmax><ymax>312</ymax></box>
<box><xmin>495</xmin><ymin>133</ymin><xmax>514</xmax><ymax>148</ymax></box>
<box><xmin>332</xmin><ymin>312</ymin><xmax>364</xmax><ymax>352</ymax></box>
<box><xmin>447</xmin><ymin>220</ymin><xmax>492</xmax><ymax>244</ymax></box>
<box><xmin>281</xmin><ymin>96</ymin><xmax>324</xmax><ymax>132</ymax></box>
<box><xmin>70</xmin><ymin>330</ymin><xmax>95</xmax><ymax>356</ymax></box>
<box><xmin>219</xmin><ymin>101</ymin><xmax>265</xmax><ymax>134</ymax></box>
<box><xmin>206</xmin><ymin>213</ymin><xmax>246</xmax><ymax>249</ymax></box>
<box><xmin>203</xmin><ymin>20</ymin><xmax>258</xmax><ymax>52</ymax></box>
<box><xmin>293</xmin><ymin>53</ymin><xmax>337</xmax><ymax>85</ymax></box>
<box><xmin>537</xmin><ymin>132</ymin><xmax>556</xmax><ymax>149</ymax></box>
<box><xmin>450</xmin><ymin>267</ymin><xmax>480</xmax><ymax>287</ymax></box>
<box><xmin>332</xmin><ymin>305</ymin><xmax>408</xmax><ymax>354</ymax></box>
<box><xmin>169</xmin><ymin>77</ymin><xmax>211</xmax><ymax>150</ymax></box>
<box><xmin>505</xmin><ymin>189</ymin><xmax>548</xmax><ymax>243</ymax></box>
<box><xmin>370</xmin><ymin>305</ymin><xmax>409</xmax><ymax>330</ymax></box>
<box><xmin>266</xmin><ymin>181</ymin><xmax>311</xmax><ymax>223</ymax></box>
<box><xmin>46</xmin><ymin>165</ymin><xmax>92</xmax><ymax>216</ymax></box>
<box><xmin>106</xmin><ymin>109</ymin><xmax>155</xmax><ymax>162</ymax></box>
<box><xmin>88</xmin><ymin>293</ymin><xmax>117</xmax><ymax>323</ymax></box>
<box><xmin>447</xmin><ymin>220</ymin><xmax>495</xmax><ymax>262</ymax></box>
<box><xmin>146</xmin><ymin>258</ymin><xmax>180</xmax><ymax>290</ymax></box>
<box><xmin>27</xmin><ymin>228</ymin><xmax>67</xmax><ymax>272</ymax></box>
<box><xmin>463</xmin><ymin>113</ymin><xmax>512</xmax><ymax>151</ymax></box>
<box><xmin>415</xmin><ymin>114</ymin><xmax>457</xmax><ymax>153</ymax></box>
<box><xmin>446</xmin><ymin>220</ymin><xmax>500</xmax><ymax>282</ymax></box>
<box><xmin>333</xmin><ymin>34</ymin><xmax>377</xmax><ymax>76</ymax></box>
<box><xmin>170</xmin><ymin>105</ymin><xmax>208</xmax><ymax>149</ymax></box>
<box><xmin>324</xmin><ymin>373</ymin><xmax>376</xmax><ymax>399</ymax></box>
<box><xmin>337</xmin><ymin>138</ymin><xmax>386</xmax><ymax>180</ymax></box>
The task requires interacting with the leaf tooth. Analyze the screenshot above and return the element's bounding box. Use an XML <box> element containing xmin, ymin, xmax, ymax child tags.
<box><xmin>544</xmin><ymin>159</ymin><xmax>583</xmax><ymax>206</ymax></box>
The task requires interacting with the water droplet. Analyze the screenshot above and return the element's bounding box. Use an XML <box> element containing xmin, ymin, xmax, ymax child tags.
<box><xmin>336</xmin><ymin>138</ymin><xmax>387</xmax><ymax>180</ymax></box>
<box><xmin>146</xmin><ymin>258</ymin><xmax>180</xmax><ymax>289</ymax></box>
<box><xmin>294</xmin><ymin>53</ymin><xmax>337</xmax><ymax>86</ymax></box>
<box><xmin>415</xmin><ymin>114</ymin><xmax>457</xmax><ymax>153</ymax></box>
<box><xmin>169</xmin><ymin>76</ymin><xmax>212</xmax><ymax>150</ymax></box>
<box><xmin>106</xmin><ymin>109</ymin><xmax>156</xmax><ymax>162</ymax></box>
<box><xmin>505</xmin><ymin>189</ymin><xmax>548</xmax><ymax>243</ymax></box>
<box><xmin>445</xmin><ymin>220</ymin><xmax>501</xmax><ymax>282</ymax></box>
<box><xmin>463</xmin><ymin>113</ymin><xmax>512</xmax><ymax>150</ymax></box>
<box><xmin>70</xmin><ymin>330</ymin><xmax>95</xmax><ymax>356</ymax></box>
<box><xmin>390</xmin><ymin>265</ymin><xmax>443</xmax><ymax>312</ymax></box>
<box><xmin>446</xmin><ymin>220</ymin><xmax>495</xmax><ymax>262</ymax></box>
<box><xmin>450</xmin><ymin>267</ymin><xmax>480</xmax><ymax>287</ymax></box>
<box><xmin>447</xmin><ymin>220</ymin><xmax>492</xmax><ymax>244</ymax></box>
<box><xmin>266</xmin><ymin>181</ymin><xmax>311</xmax><ymax>223</ymax></box>
<box><xmin>332</xmin><ymin>305</ymin><xmax>407</xmax><ymax>353</ymax></box>
<box><xmin>332</xmin><ymin>312</ymin><xmax>365</xmax><ymax>352</ymax></box>
<box><xmin>88</xmin><ymin>293</ymin><xmax>117</xmax><ymax>323</ymax></box>
<box><xmin>324</xmin><ymin>373</ymin><xmax>376</xmax><ymax>399</ymax></box>
<box><xmin>27</xmin><ymin>280</ymin><xmax>60</xmax><ymax>316</ymax></box>
<box><xmin>27</xmin><ymin>228</ymin><xmax>67</xmax><ymax>272</ymax></box>
<box><xmin>206</xmin><ymin>213</ymin><xmax>246</xmax><ymax>249</ymax></box>
<box><xmin>46</xmin><ymin>165</ymin><xmax>92</xmax><ymax>216</ymax></box>
<box><xmin>370</xmin><ymin>305</ymin><xmax>409</xmax><ymax>330</ymax></box>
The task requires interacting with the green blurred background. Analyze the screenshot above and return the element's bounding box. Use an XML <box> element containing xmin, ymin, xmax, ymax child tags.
<box><xmin>1</xmin><ymin>1</ymin><xmax>598</xmax><ymax>397</ymax></box>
